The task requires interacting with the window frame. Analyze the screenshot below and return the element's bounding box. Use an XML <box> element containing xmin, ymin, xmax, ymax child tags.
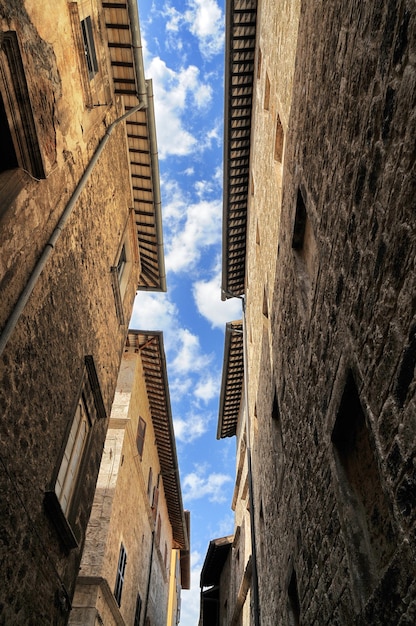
<box><xmin>55</xmin><ymin>395</ymin><xmax>91</xmax><ymax>516</ymax></box>
<box><xmin>80</xmin><ymin>16</ymin><xmax>98</xmax><ymax>80</ymax></box>
<box><xmin>114</xmin><ymin>543</ymin><xmax>127</xmax><ymax>607</ymax></box>
<box><xmin>136</xmin><ymin>416</ymin><xmax>146</xmax><ymax>459</ymax></box>
<box><xmin>0</xmin><ymin>30</ymin><xmax>45</xmax><ymax>187</ymax></box>
<box><xmin>44</xmin><ymin>355</ymin><xmax>106</xmax><ymax>551</ymax></box>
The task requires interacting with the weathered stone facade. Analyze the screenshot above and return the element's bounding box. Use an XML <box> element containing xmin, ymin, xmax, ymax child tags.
<box><xmin>219</xmin><ymin>0</ymin><xmax>416</xmax><ymax>625</ymax></box>
<box><xmin>0</xmin><ymin>1</ymin><xmax>164</xmax><ymax>623</ymax></box>
<box><xmin>69</xmin><ymin>331</ymin><xmax>189</xmax><ymax>626</ymax></box>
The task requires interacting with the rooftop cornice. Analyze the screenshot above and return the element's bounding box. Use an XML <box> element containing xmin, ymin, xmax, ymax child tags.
<box><xmin>222</xmin><ymin>0</ymin><xmax>258</xmax><ymax>299</ymax></box>
<box><xmin>126</xmin><ymin>330</ymin><xmax>188</xmax><ymax>550</ymax></box>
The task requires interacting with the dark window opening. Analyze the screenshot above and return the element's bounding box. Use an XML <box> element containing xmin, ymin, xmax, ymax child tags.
<box><xmin>81</xmin><ymin>17</ymin><xmax>98</xmax><ymax>79</ymax></box>
<box><xmin>292</xmin><ymin>189</ymin><xmax>307</xmax><ymax>251</ymax></box>
<box><xmin>264</xmin><ymin>72</ymin><xmax>270</xmax><ymax>110</ymax></box>
<box><xmin>134</xmin><ymin>592</ymin><xmax>142</xmax><ymax>626</ymax></box>
<box><xmin>117</xmin><ymin>244</ymin><xmax>127</xmax><ymax>282</ymax></box>
<box><xmin>288</xmin><ymin>568</ymin><xmax>300</xmax><ymax>626</ymax></box>
<box><xmin>114</xmin><ymin>543</ymin><xmax>127</xmax><ymax>606</ymax></box>
<box><xmin>274</xmin><ymin>114</ymin><xmax>284</xmax><ymax>163</ymax></box>
<box><xmin>0</xmin><ymin>31</ymin><xmax>45</xmax><ymax>180</ymax></box>
<box><xmin>0</xmin><ymin>90</ymin><xmax>18</xmax><ymax>173</ymax></box>
<box><xmin>332</xmin><ymin>371</ymin><xmax>395</xmax><ymax>605</ymax></box>
<box><xmin>136</xmin><ymin>416</ymin><xmax>146</xmax><ymax>458</ymax></box>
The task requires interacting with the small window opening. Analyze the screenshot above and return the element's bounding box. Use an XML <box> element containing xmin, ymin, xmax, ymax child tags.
<box><xmin>257</xmin><ymin>48</ymin><xmax>262</xmax><ymax>79</ymax></box>
<box><xmin>147</xmin><ymin>467</ymin><xmax>153</xmax><ymax>498</ymax></box>
<box><xmin>81</xmin><ymin>17</ymin><xmax>98</xmax><ymax>79</ymax></box>
<box><xmin>114</xmin><ymin>543</ymin><xmax>127</xmax><ymax>606</ymax></box>
<box><xmin>288</xmin><ymin>568</ymin><xmax>300</xmax><ymax>626</ymax></box>
<box><xmin>117</xmin><ymin>244</ymin><xmax>127</xmax><ymax>282</ymax></box>
<box><xmin>292</xmin><ymin>189</ymin><xmax>307</xmax><ymax>251</ymax></box>
<box><xmin>134</xmin><ymin>592</ymin><xmax>142</xmax><ymax>626</ymax></box>
<box><xmin>262</xmin><ymin>287</ymin><xmax>269</xmax><ymax>319</ymax></box>
<box><xmin>332</xmin><ymin>371</ymin><xmax>395</xmax><ymax>605</ymax></box>
<box><xmin>136</xmin><ymin>417</ymin><xmax>146</xmax><ymax>458</ymax></box>
<box><xmin>274</xmin><ymin>113</ymin><xmax>284</xmax><ymax>163</ymax></box>
<box><xmin>264</xmin><ymin>72</ymin><xmax>270</xmax><ymax>110</ymax></box>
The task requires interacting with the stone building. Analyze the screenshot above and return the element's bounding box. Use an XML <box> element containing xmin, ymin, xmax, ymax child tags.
<box><xmin>200</xmin><ymin>321</ymin><xmax>253</xmax><ymax>626</ymax></box>
<box><xmin>213</xmin><ymin>0</ymin><xmax>416</xmax><ymax>624</ymax></box>
<box><xmin>0</xmin><ymin>1</ymin><xmax>165</xmax><ymax>623</ymax></box>
<box><xmin>69</xmin><ymin>331</ymin><xmax>190</xmax><ymax>626</ymax></box>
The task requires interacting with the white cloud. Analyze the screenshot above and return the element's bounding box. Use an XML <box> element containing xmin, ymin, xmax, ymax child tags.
<box><xmin>215</xmin><ymin>512</ymin><xmax>235</xmax><ymax>537</ymax></box>
<box><xmin>144</xmin><ymin>53</ymin><xmax>214</xmax><ymax>159</ymax></box>
<box><xmin>165</xmin><ymin>198</ymin><xmax>222</xmax><ymax>273</ymax></box>
<box><xmin>185</xmin><ymin>0</ymin><xmax>224</xmax><ymax>59</ymax></box>
<box><xmin>182</xmin><ymin>466</ymin><xmax>232</xmax><ymax>503</ymax></box>
<box><xmin>147</xmin><ymin>56</ymin><xmax>198</xmax><ymax>158</ymax></box>
<box><xmin>171</xmin><ymin>328</ymin><xmax>212</xmax><ymax>374</ymax></box>
<box><xmin>130</xmin><ymin>292</ymin><xmax>177</xmax><ymax>334</ymax></box>
<box><xmin>173</xmin><ymin>411</ymin><xmax>208</xmax><ymax>443</ymax></box>
<box><xmin>180</xmin><ymin>551</ymin><xmax>204</xmax><ymax>626</ymax></box>
<box><xmin>193</xmin><ymin>270</ymin><xmax>243</xmax><ymax>328</ymax></box>
<box><xmin>194</xmin><ymin>375</ymin><xmax>219</xmax><ymax>403</ymax></box>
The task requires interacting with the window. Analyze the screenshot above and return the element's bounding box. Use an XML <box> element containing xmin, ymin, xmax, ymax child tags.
<box><xmin>55</xmin><ymin>397</ymin><xmax>90</xmax><ymax>516</ymax></box>
<box><xmin>136</xmin><ymin>417</ymin><xmax>146</xmax><ymax>458</ymax></box>
<box><xmin>292</xmin><ymin>189</ymin><xmax>307</xmax><ymax>251</ymax></box>
<box><xmin>117</xmin><ymin>244</ymin><xmax>127</xmax><ymax>282</ymax></box>
<box><xmin>264</xmin><ymin>72</ymin><xmax>270</xmax><ymax>110</ymax></box>
<box><xmin>156</xmin><ymin>515</ymin><xmax>162</xmax><ymax>546</ymax></box>
<box><xmin>151</xmin><ymin>485</ymin><xmax>159</xmax><ymax>521</ymax></box>
<box><xmin>111</xmin><ymin>235</ymin><xmax>133</xmax><ymax>325</ymax></box>
<box><xmin>0</xmin><ymin>30</ymin><xmax>45</xmax><ymax>200</ymax></box>
<box><xmin>44</xmin><ymin>355</ymin><xmax>106</xmax><ymax>550</ymax></box>
<box><xmin>331</xmin><ymin>371</ymin><xmax>395</xmax><ymax>606</ymax></box>
<box><xmin>114</xmin><ymin>543</ymin><xmax>127</xmax><ymax>606</ymax></box>
<box><xmin>81</xmin><ymin>16</ymin><xmax>98</xmax><ymax>79</ymax></box>
<box><xmin>134</xmin><ymin>592</ymin><xmax>142</xmax><ymax>626</ymax></box>
<box><xmin>287</xmin><ymin>568</ymin><xmax>300</xmax><ymax>626</ymax></box>
<box><xmin>292</xmin><ymin>188</ymin><xmax>318</xmax><ymax>308</ymax></box>
<box><xmin>147</xmin><ymin>466</ymin><xmax>153</xmax><ymax>498</ymax></box>
<box><xmin>274</xmin><ymin>113</ymin><xmax>284</xmax><ymax>163</ymax></box>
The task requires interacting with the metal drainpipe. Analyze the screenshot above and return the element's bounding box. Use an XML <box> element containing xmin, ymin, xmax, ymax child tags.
<box><xmin>0</xmin><ymin>101</ymin><xmax>146</xmax><ymax>359</ymax></box>
<box><xmin>224</xmin><ymin>290</ymin><xmax>261</xmax><ymax>626</ymax></box>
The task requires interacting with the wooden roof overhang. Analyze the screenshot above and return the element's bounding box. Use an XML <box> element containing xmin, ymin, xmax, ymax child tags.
<box><xmin>222</xmin><ymin>0</ymin><xmax>257</xmax><ymax>299</ymax></box>
<box><xmin>126</xmin><ymin>331</ymin><xmax>188</xmax><ymax>550</ymax></box>
<box><xmin>217</xmin><ymin>320</ymin><xmax>244</xmax><ymax>439</ymax></box>
<box><xmin>200</xmin><ymin>535</ymin><xmax>233</xmax><ymax>588</ymax></box>
<box><xmin>103</xmin><ymin>2</ymin><xmax>166</xmax><ymax>291</ymax></box>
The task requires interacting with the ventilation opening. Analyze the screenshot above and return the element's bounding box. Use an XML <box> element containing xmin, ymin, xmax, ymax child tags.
<box><xmin>332</xmin><ymin>371</ymin><xmax>395</xmax><ymax>605</ymax></box>
<box><xmin>274</xmin><ymin>114</ymin><xmax>284</xmax><ymax>163</ymax></box>
<box><xmin>272</xmin><ymin>389</ymin><xmax>283</xmax><ymax>473</ymax></box>
<box><xmin>292</xmin><ymin>189</ymin><xmax>307</xmax><ymax>251</ymax></box>
<box><xmin>288</xmin><ymin>568</ymin><xmax>300</xmax><ymax>626</ymax></box>
<box><xmin>262</xmin><ymin>287</ymin><xmax>269</xmax><ymax>319</ymax></box>
<box><xmin>264</xmin><ymin>72</ymin><xmax>270</xmax><ymax>110</ymax></box>
<box><xmin>292</xmin><ymin>188</ymin><xmax>318</xmax><ymax>307</ymax></box>
<box><xmin>257</xmin><ymin>47</ymin><xmax>262</xmax><ymax>79</ymax></box>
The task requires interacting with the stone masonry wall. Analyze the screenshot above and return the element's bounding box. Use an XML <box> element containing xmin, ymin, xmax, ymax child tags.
<box><xmin>0</xmin><ymin>1</ymin><xmax>141</xmax><ymax>623</ymax></box>
<box><xmin>248</xmin><ymin>1</ymin><xmax>416</xmax><ymax>624</ymax></box>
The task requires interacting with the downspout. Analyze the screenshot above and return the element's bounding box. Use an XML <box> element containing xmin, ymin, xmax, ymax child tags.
<box><xmin>0</xmin><ymin>102</ymin><xmax>146</xmax><ymax>359</ymax></box>
<box><xmin>223</xmin><ymin>291</ymin><xmax>261</xmax><ymax>626</ymax></box>
<box><xmin>0</xmin><ymin>0</ymin><xmax>150</xmax><ymax>357</ymax></box>
<box><xmin>145</xmin><ymin>80</ymin><xmax>166</xmax><ymax>293</ymax></box>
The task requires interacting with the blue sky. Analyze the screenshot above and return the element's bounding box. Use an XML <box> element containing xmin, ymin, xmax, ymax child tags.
<box><xmin>129</xmin><ymin>0</ymin><xmax>241</xmax><ymax>623</ymax></box>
